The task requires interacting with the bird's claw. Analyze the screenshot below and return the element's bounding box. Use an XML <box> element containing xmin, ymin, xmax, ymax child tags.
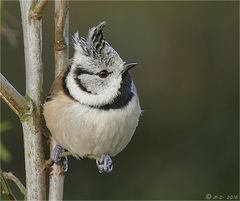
<box><xmin>96</xmin><ymin>154</ymin><xmax>113</xmax><ymax>173</ymax></box>
<box><xmin>52</xmin><ymin>145</ymin><xmax>68</xmax><ymax>172</ymax></box>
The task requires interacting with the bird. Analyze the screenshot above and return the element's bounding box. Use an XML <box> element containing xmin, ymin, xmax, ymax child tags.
<box><xmin>43</xmin><ymin>21</ymin><xmax>141</xmax><ymax>173</ymax></box>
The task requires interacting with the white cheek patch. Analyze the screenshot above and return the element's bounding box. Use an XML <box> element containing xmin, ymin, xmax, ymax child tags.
<box><xmin>66</xmin><ymin>69</ymin><xmax>121</xmax><ymax>107</ymax></box>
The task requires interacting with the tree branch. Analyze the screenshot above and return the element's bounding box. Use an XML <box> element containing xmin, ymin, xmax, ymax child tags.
<box><xmin>0</xmin><ymin>170</ymin><xmax>16</xmax><ymax>200</ymax></box>
<box><xmin>0</xmin><ymin>73</ymin><xmax>26</xmax><ymax>119</ymax></box>
<box><xmin>59</xmin><ymin>151</ymin><xmax>72</xmax><ymax>158</ymax></box>
<box><xmin>54</xmin><ymin>0</ymin><xmax>69</xmax><ymax>54</ymax></box>
<box><xmin>49</xmin><ymin>1</ymin><xmax>69</xmax><ymax>201</ymax></box>
<box><xmin>19</xmin><ymin>0</ymin><xmax>46</xmax><ymax>200</ymax></box>
<box><xmin>32</xmin><ymin>0</ymin><xmax>49</xmax><ymax>19</ymax></box>
<box><xmin>2</xmin><ymin>171</ymin><xmax>27</xmax><ymax>198</ymax></box>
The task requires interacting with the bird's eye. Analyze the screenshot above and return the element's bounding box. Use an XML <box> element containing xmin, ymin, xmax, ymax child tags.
<box><xmin>97</xmin><ymin>70</ymin><xmax>110</xmax><ymax>78</ymax></box>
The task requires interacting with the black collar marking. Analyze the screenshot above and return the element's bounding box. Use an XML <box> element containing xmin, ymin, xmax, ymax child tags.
<box><xmin>62</xmin><ymin>66</ymin><xmax>73</xmax><ymax>99</ymax></box>
<box><xmin>98</xmin><ymin>72</ymin><xmax>133</xmax><ymax>110</ymax></box>
<box><xmin>62</xmin><ymin>64</ymin><xmax>133</xmax><ymax>110</ymax></box>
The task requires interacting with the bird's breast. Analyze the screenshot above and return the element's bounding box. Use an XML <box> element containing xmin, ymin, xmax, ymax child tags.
<box><xmin>43</xmin><ymin>93</ymin><xmax>141</xmax><ymax>158</ymax></box>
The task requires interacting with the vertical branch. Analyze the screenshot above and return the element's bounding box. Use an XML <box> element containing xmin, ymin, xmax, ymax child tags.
<box><xmin>49</xmin><ymin>0</ymin><xmax>69</xmax><ymax>200</ymax></box>
<box><xmin>54</xmin><ymin>0</ymin><xmax>69</xmax><ymax>76</ymax></box>
<box><xmin>49</xmin><ymin>140</ymin><xmax>65</xmax><ymax>201</ymax></box>
<box><xmin>19</xmin><ymin>0</ymin><xmax>46</xmax><ymax>200</ymax></box>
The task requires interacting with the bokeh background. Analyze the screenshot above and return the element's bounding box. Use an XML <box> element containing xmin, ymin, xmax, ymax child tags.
<box><xmin>1</xmin><ymin>1</ymin><xmax>239</xmax><ymax>200</ymax></box>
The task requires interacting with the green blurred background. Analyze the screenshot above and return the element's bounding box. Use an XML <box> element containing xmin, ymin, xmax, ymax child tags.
<box><xmin>1</xmin><ymin>1</ymin><xmax>239</xmax><ymax>200</ymax></box>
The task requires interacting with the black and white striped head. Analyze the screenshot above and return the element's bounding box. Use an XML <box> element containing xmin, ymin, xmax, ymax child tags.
<box><xmin>65</xmin><ymin>22</ymin><xmax>137</xmax><ymax>109</ymax></box>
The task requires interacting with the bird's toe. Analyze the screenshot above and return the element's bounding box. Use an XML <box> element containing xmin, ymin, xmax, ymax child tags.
<box><xmin>96</xmin><ymin>154</ymin><xmax>113</xmax><ymax>173</ymax></box>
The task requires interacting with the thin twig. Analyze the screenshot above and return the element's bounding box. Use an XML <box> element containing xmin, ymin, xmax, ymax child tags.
<box><xmin>49</xmin><ymin>140</ymin><xmax>66</xmax><ymax>201</ymax></box>
<box><xmin>43</xmin><ymin>159</ymin><xmax>54</xmax><ymax>171</ymax></box>
<box><xmin>2</xmin><ymin>172</ymin><xmax>27</xmax><ymax>197</ymax></box>
<box><xmin>49</xmin><ymin>1</ymin><xmax>69</xmax><ymax>200</ymax></box>
<box><xmin>0</xmin><ymin>171</ymin><xmax>16</xmax><ymax>200</ymax></box>
<box><xmin>59</xmin><ymin>151</ymin><xmax>72</xmax><ymax>158</ymax></box>
<box><xmin>0</xmin><ymin>73</ymin><xmax>27</xmax><ymax>119</ymax></box>
<box><xmin>43</xmin><ymin>151</ymin><xmax>71</xmax><ymax>171</ymax></box>
<box><xmin>54</xmin><ymin>0</ymin><xmax>69</xmax><ymax>52</ymax></box>
<box><xmin>33</xmin><ymin>0</ymin><xmax>48</xmax><ymax>16</ymax></box>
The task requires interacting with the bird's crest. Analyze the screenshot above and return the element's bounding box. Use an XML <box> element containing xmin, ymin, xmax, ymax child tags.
<box><xmin>73</xmin><ymin>21</ymin><xmax>122</xmax><ymax>66</ymax></box>
<box><xmin>88</xmin><ymin>21</ymin><xmax>106</xmax><ymax>55</ymax></box>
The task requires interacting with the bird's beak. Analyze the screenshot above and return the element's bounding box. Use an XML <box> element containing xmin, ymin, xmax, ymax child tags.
<box><xmin>123</xmin><ymin>62</ymin><xmax>138</xmax><ymax>73</ymax></box>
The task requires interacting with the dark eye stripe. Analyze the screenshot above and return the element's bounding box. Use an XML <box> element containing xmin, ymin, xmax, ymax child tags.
<box><xmin>74</xmin><ymin>67</ymin><xmax>94</xmax><ymax>76</ymax></box>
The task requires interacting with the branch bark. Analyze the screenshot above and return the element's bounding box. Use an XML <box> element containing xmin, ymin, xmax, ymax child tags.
<box><xmin>49</xmin><ymin>1</ymin><xmax>69</xmax><ymax>200</ymax></box>
<box><xmin>54</xmin><ymin>0</ymin><xmax>69</xmax><ymax>76</ymax></box>
<box><xmin>0</xmin><ymin>170</ymin><xmax>16</xmax><ymax>200</ymax></box>
<box><xmin>19</xmin><ymin>0</ymin><xmax>46</xmax><ymax>200</ymax></box>
<box><xmin>2</xmin><ymin>171</ymin><xmax>27</xmax><ymax>198</ymax></box>
<box><xmin>32</xmin><ymin>0</ymin><xmax>49</xmax><ymax>19</ymax></box>
<box><xmin>0</xmin><ymin>73</ymin><xmax>26</xmax><ymax>119</ymax></box>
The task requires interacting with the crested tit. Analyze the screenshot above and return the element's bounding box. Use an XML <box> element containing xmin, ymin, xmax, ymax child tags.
<box><xmin>43</xmin><ymin>22</ymin><xmax>141</xmax><ymax>173</ymax></box>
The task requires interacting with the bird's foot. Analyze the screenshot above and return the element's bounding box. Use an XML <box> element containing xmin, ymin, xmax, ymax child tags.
<box><xmin>96</xmin><ymin>154</ymin><xmax>113</xmax><ymax>173</ymax></box>
<box><xmin>52</xmin><ymin>144</ymin><xmax>68</xmax><ymax>172</ymax></box>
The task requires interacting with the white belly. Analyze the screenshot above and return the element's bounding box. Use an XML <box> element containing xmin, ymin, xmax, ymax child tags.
<box><xmin>44</xmin><ymin>94</ymin><xmax>141</xmax><ymax>158</ymax></box>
